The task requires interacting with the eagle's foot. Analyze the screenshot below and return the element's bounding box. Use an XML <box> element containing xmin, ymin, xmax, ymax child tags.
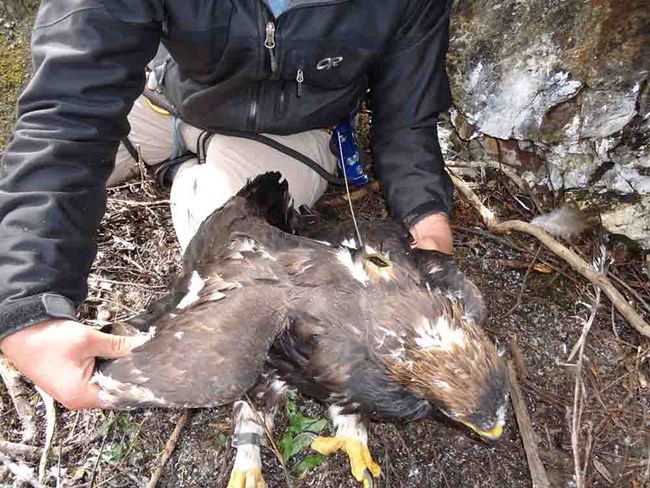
<box><xmin>311</xmin><ymin>406</ymin><xmax>380</xmax><ymax>488</ymax></box>
<box><xmin>312</xmin><ymin>436</ymin><xmax>380</xmax><ymax>486</ymax></box>
<box><xmin>228</xmin><ymin>401</ymin><xmax>267</xmax><ymax>488</ymax></box>
<box><xmin>226</xmin><ymin>467</ymin><xmax>266</xmax><ymax>488</ymax></box>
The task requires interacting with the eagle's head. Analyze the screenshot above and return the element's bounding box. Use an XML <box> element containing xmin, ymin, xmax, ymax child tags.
<box><xmin>374</xmin><ymin>293</ymin><xmax>508</xmax><ymax>441</ymax></box>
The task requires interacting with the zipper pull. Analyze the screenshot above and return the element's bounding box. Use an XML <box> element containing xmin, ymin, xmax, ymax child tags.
<box><xmin>265</xmin><ymin>21</ymin><xmax>278</xmax><ymax>74</ymax></box>
<box><xmin>296</xmin><ymin>69</ymin><xmax>304</xmax><ymax>98</ymax></box>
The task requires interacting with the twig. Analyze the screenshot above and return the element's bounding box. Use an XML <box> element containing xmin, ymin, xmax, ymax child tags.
<box><xmin>497</xmin><ymin>243</ymin><xmax>543</xmax><ymax>319</ymax></box>
<box><xmin>93</xmin><ymin>417</ymin><xmax>148</xmax><ymax>488</ymax></box>
<box><xmin>145</xmin><ymin>410</ymin><xmax>189</xmax><ymax>488</ymax></box>
<box><xmin>450</xmin><ymin>159</ymin><xmax>544</xmax><ymax>212</ymax></box>
<box><xmin>508</xmin><ymin>335</ymin><xmax>530</xmax><ymax>380</ymax></box>
<box><xmin>0</xmin><ymin>357</ymin><xmax>36</xmax><ymax>442</ymax></box>
<box><xmin>107</xmin><ymin>198</ymin><xmax>170</xmax><ymax>207</ymax></box>
<box><xmin>507</xmin><ymin>361</ymin><xmax>551</xmax><ymax>488</ymax></box>
<box><xmin>455</xmin><ymin>226</ymin><xmax>580</xmax><ymax>287</ymax></box>
<box><xmin>91</xmin><ymin>276</ymin><xmax>167</xmax><ymax>289</ymax></box>
<box><xmin>0</xmin><ymin>441</ymin><xmax>41</xmax><ymax>461</ymax></box>
<box><xmin>320</xmin><ymin>180</ymin><xmax>381</xmax><ymax>207</ymax></box>
<box><xmin>89</xmin><ymin>413</ymin><xmax>118</xmax><ymax>488</ymax></box>
<box><xmin>34</xmin><ymin>387</ymin><xmax>56</xmax><ymax>484</ymax></box>
<box><xmin>450</xmin><ymin>172</ymin><xmax>650</xmax><ymax>339</ymax></box>
<box><xmin>0</xmin><ymin>441</ymin><xmax>73</xmax><ymax>462</ymax></box>
<box><xmin>607</xmin><ymin>269</ymin><xmax>650</xmax><ymax>316</ymax></box>
<box><xmin>0</xmin><ymin>452</ymin><xmax>44</xmax><ymax>488</ymax></box>
<box><xmin>570</xmin><ymin>247</ymin><xmax>604</xmax><ymax>488</ymax></box>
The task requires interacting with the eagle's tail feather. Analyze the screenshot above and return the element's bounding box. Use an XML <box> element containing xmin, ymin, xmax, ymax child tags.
<box><xmin>238</xmin><ymin>171</ymin><xmax>295</xmax><ymax>233</ymax></box>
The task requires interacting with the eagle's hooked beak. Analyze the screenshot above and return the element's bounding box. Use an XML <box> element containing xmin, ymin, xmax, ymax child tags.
<box><xmin>463</xmin><ymin>422</ymin><xmax>504</xmax><ymax>441</ymax></box>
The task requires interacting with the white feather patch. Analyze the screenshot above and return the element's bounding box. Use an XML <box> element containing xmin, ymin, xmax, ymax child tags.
<box><xmin>414</xmin><ymin>316</ymin><xmax>466</xmax><ymax>351</ymax></box>
<box><xmin>177</xmin><ymin>271</ymin><xmax>204</xmax><ymax>309</ymax></box>
<box><xmin>229</xmin><ymin>238</ymin><xmax>277</xmax><ymax>261</ymax></box>
<box><xmin>429</xmin><ymin>265</ymin><xmax>443</xmax><ymax>275</ymax></box>
<box><xmin>329</xmin><ymin>406</ymin><xmax>368</xmax><ymax>444</ymax></box>
<box><xmin>92</xmin><ymin>372</ymin><xmax>168</xmax><ymax>406</ymax></box>
<box><xmin>313</xmin><ymin>239</ymin><xmax>332</xmax><ymax>246</ymax></box>
<box><xmin>336</xmin><ymin>247</ymin><xmax>368</xmax><ymax>285</ymax></box>
<box><xmin>531</xmin><ymin>205</ymin><xmax>589</xmax><ymax>239</ymax></box>
<box><xmin>496</xmin><ymin>402</ymin><xmax>507</xmax><ymax>426</ymax></box>
<box><xmin>341</xmin><ymin>237</ymin><xmax>357</xmax><ymax>249</ymax></box>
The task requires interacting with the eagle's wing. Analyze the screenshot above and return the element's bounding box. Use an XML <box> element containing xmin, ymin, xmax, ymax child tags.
<box><xmin>126</xmin><ymin>172</ymin><xmax>296</xmax><ymax>329</ymax></box>
<box><xmin>95</xmin><ymin>283</ymin><xmax>289</xmax><ymax>409</ymax></box>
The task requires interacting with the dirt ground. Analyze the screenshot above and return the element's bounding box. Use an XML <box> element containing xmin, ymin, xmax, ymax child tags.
<box><xmin>0</xmin><ymin>158</ymin><xmax>648</xmax><ymax>488</ymax></box>
<box><xmin>0</xmin><ymin>11</ymin><xmax>649</xmax><ymax>488</ymax></box>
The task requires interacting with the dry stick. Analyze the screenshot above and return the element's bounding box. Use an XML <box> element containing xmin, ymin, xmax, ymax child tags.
<box><xmin>107</xmin><ymin>198</ymin><xmax>171</xmax><ymax>207</ymax></box>
<box><xmin>496</xmin><ymin>243</ymin><xmax>543</xmax><ymax>320</ymax></box>
<box><xmin>607</xmin><ymin>270</ymin><xmax>650</xmax><ymax>316</ymax></box>
<box><xmin>570</xmin><ymin>283</ymin><xmax>602</xmax><ymax>488</ymax></box>
<box><xmin>0</xmin><ymin>452</ymin><xmax>44</xmax><ymax>488</ymax></box>
<box><xmin>145</xmin><ymin>410</ymin><xmax>189</xmax><ymax>488</ymax></box>
<box><xmin>448</xmin><ymin>159</ymin><xmax>543</xmax><ymax>211</ymax></box>
<box><xmin>449</xmin><ymin>173</ymin><xmax>650</xmax><ymax>339</ymax></box>
<box><xmin>0</xmin><ymin>441</ymin><xmax>73</xmax><ymax>463</ymax></box>
<box><xmin>0</xmin><ymin>441</ymin><xmax>41</xmax><ymax>461</ymax></box>
<box><xmin>88</xmin><ymin>413</ymin><xmax>119</xmax><ymax>488</ymax></box>
<box><xmin>508</xmin><ymin>335</ymin><xmax>530</xmax><ymax>381</ymax></box>
<box><xmin>35</xmin><ymin>387</ymin><xmax>56</xmax><ymax>484</ymax></box>
<box><xmin>0</xmin><ymin>357</ymin><xmax>37</xmax><ymax>442</ymax></box>
<box><xmin>507</xmin><ymin>361</ymin><xmax>551</xmax><ymax>488</ymax></box>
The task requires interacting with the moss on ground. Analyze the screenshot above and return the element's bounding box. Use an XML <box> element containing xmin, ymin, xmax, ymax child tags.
<box><xmin>0</xmin><ymin>15</ymin><xmax>34</xmax><ymax>153</ymax></box>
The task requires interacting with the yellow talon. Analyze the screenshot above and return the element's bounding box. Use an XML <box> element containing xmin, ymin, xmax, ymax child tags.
<box><xmin>226</xmin><ymin>468</ymin><xmax>266</xmax><ymax>488</ymax></box>
<box><xmin>312</xmin><ymin>436</ymin><xmax>381</xmax><ymax>487</ymax></box>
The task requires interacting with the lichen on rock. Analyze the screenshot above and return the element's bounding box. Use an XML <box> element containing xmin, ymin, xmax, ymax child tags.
<box><xmin>447</xmin><ymin>0</ymin><xmax>650</xmax><ymax>248</ymax></box>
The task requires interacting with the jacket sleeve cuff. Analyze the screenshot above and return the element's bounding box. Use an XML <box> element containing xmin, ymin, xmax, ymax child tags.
<box><xmin>0</xmin><ymin>294</ymin><xmax>77</xmax><ymax>341</ymax></box>
<box><xmin>402</xmin><ymin>200</ymin><xmax>452</xmax><ymax>229</ymax></box>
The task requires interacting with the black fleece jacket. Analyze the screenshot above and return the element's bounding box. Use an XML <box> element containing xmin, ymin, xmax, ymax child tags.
<box><xmin>0</xmin><ymin>0</ymin><xmax>453</xmax><ymax>337</ymax></box>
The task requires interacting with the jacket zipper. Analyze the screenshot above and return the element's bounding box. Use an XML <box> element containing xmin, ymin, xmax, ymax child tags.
<box><xmin>296</xmin><ymin>69</ymin><xmax>304</xmax><ymax>98</ymax></box>
<box><xmin>252</xmin><ymin>1</ymin><xmax>348</xmax><ymax>129</ymax></box>
<box><xmin>264</xmin><ymin>21</ymin><xmax>278</xmax><ymax>76</ymax></box>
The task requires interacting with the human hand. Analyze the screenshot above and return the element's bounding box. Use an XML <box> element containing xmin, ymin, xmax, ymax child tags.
<box><xmin>409</xmin><ymin>212</ymin><xmax>453</xmax><ymax>254</ymax></box>
<box><xmin>0</xmin><ymin>319</ymin><xmax>143</xmax><ymax>410</ymax></box>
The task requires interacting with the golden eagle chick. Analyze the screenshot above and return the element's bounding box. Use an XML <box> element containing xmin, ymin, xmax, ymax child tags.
<box><xmin>373</xmin><ymin>290</ymin><xmax>508</xmax><ymax>440</ymax></box>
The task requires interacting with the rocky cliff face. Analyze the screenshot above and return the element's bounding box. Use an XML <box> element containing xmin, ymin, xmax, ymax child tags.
<box><xmin>446</xmin><ymin>0</ymin><xmax>649</xmax><ymax>248</ymax></box>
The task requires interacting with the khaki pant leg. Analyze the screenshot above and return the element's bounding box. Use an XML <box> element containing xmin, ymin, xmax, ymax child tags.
<box><xmin>170</xmin><ymin>130</ymin><xmax>337</xmax><ymax>252</ymax></box>
<box><xmin>108</xmin><ymin>96</ymin><xmax>176</xmax><ymax>186</ymax></box>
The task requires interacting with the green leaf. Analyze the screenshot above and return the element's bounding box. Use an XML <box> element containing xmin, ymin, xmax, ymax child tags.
<box><xmin>102</xmin><ymin>443</ymin><xmax>124</xmax><ymax>463</ymax></box>
<box><xmin>278</xmin><ymin>433</ymin><xmax>297</xmax><ymax>461</ymax></box>
<box><xmin>116</xmin><ymin>414</ymin><xmax>131</xmax><ymax>432</ymax></box>
<box><xmin>279</xmin><ymin>396</ymin><xmax>329</xmax><ymax>472</ymax></box>
<box><xmin>285</xmin><ymin>396</ymin><xmax>299</xmax><ymax>418</ymax></box>
<box><xmin>293</xmin><ymin>454</ymin><xmax>325</xmax><ymax>474</ymax></box>
<box><xmin>97</xmin><ymin>413</ymin><xmax>115</xmax><ymax>437</ymax></box>
<box><xmin>217</xmin><ymin>432</ymin><xmax>229</xmax><ymax>446</ymax></box>
<box><xmin>288</xmin><ymin>414</ymin><xmax>302</xmax><ymax>433</ymax></box>
<box><xmin>297</xmin><ymin>417</ymin><xmax>327</xmax><ymax>434</ymax></box>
